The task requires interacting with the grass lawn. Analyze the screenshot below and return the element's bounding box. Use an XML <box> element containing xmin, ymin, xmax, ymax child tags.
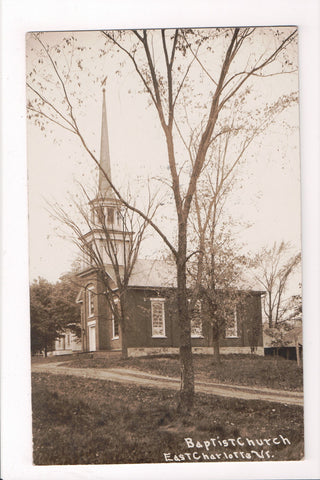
<box><xmin>32</xmin><ymin>372</ymin><xmax>304</xmax><ymax>465</ymax></box>
<box><xmin>56</xmin><ymin>353</ymin><xmax>303</xmax><ymax>392</ymax></box>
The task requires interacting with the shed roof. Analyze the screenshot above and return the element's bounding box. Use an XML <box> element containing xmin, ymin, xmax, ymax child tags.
<box><xmin>264</xmin><ymin>324</ymin><xmax>303</xmax><ymax>348</ymax></box>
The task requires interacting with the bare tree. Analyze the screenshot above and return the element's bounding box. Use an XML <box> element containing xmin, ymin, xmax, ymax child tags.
<box><xmin>27</xmin><ymin>27</ymin><xmax>298</xmax><ymax>411</ymax></box>
<box><xmin>189</xmin><ymin>226</ymin><xmax>247</xmax><ymax>363</ymax></box>
<box><xmin>51</xmin><ymin>185</ymin><xmax>158</xmax><ymax>359</ymax></box>
<box><xmin>186</xmin><ymin>99</ymin><xmax>298</xmax><ymax>362</ymax></box>
<box><xmin>252</xmin><ymin>241</ymin><xmax>301</xmax><ymax>328</ymax></box>
<box><xmin>101</xmin><ymin>27</ymin><xmax>298</xmax><ymax>410</ymax></box>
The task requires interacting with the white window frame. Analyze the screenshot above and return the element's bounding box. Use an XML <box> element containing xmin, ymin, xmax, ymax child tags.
<box><xmin>112</xmin><ymin>314</ymin><xmax>120</xmax><ymax>339</ymax></box>
<box><xmin>112</xmin><ymin>298</ymin><xmax>120</xmax><ymax>340</ymax></box>
<box><xmin>151</xmin><ymin>298</ymin><xmax>166</xmax><ymax>338</ymax></box>
<box><xmin>189</xmin><ymin>299</ymin><xmax>204</xmax><ymax>338</ymax></box>
<box><xmin>225</xmin><ymin>308</ymin><xmax>239</xmax><ymax>338</ymax></box>
<box><xmin>88</xmin><ymin>285</ymin><xmax>95</xmax><ymax>318</ymax></box>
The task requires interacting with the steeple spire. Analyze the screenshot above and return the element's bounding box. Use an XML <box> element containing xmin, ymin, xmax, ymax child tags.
<box><xmin>99</xmin><ymin>87</ymin><xmax>114</xmax><ymax>198</ymax></box>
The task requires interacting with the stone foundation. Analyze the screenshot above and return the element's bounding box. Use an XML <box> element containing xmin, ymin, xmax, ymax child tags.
<box><xmin>48</xmin><ymin>349</ymin><xmax>74</xmax><ymax>356</ymax></box>
<box><xmin>127</xmin><ymin>346</ymin><xmax>264</xmax><ymax>357</ymax></box>
<box><xmin>127</xmin><ymin>347</ymin><xmax>178</xmax><ymax>357</ymax></box>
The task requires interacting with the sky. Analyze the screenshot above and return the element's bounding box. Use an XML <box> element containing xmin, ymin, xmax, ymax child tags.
<box><xmin>26</xmin><ymin>28</ymin><xmax>302</xmax><ymax>293</ymax></box>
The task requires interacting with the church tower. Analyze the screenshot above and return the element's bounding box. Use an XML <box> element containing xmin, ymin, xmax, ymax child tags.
<box><xmin>77</xmin><ymin>88</ymin><xmax>132</xmax><ymax>352</ymax></box>
<box><xmin>84</xmin><ymin>87</ymin><xmax>132</xmax><ymax>267</ymax></box>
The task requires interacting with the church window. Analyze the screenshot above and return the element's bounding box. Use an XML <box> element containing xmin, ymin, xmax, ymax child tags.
<box><xmin>88</xmin><ymin>285</ymin><xmax>95</xmax><ymax>317</ymax></box>
<box><xmin>112</xmin><ymin>299</ymin><xmax>120</xmax><ymax>339</ymax></box>
<box><xmin>112</xmin><ymin>315</ymin><xmax>120</xmax><ymax>339</ymax></box>
<box><xmin>151</xmin><ymin>298</ymin><xmax>166</xmax><ymax>337</ymax></box>
<box><xmin>190</xmin><ymin>300</ymin><xmax>203</xmax><ymax>338</ymax></box>
<box><xmin>225</xmin><ymin>308</ymin><xmax>238</xmax><ymax>338</ymax></box>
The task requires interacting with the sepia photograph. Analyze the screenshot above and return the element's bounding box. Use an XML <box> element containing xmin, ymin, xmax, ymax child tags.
<box><xmin>25</xmin><ymin>26</ymin><xmax>304</xmax><ymax>466</ymax></box>
<box><xmin>2</xmin><ymin>0</ymin><xmax>320</xmax><ymax>476</ymax></box>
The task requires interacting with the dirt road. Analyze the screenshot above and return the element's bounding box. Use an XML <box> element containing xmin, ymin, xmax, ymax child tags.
<box><xmin>32</xmin><ymin>362</ymin><xmax>303</xmax><ymax>406</ymax></box>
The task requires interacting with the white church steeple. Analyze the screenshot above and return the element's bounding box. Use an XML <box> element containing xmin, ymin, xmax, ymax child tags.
<box><xmin>83</xmin><ymin>87</ymin><xmax>132</xmax><ymax>269</ymax></box>
<box><xmin>98</xmin><ymin>87</ymin><xmax>115</xmax><ymax>199</ymax></box>
<box><xmin>90</xmin><ymin>87</ymin><xmax>121</xmax><ymax>228</ymax></box>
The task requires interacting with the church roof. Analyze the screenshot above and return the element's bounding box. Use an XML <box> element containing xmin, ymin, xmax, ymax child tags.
<box><xmin>104</xmin><ymin>258</ymin><xmax>176</xmax><ymax>289</ymax></box>
<box><xmin>104</xmin><ymin>259</ymin><xmax>264</xmax><ymax>293</ymax></box>
<box><xmin>79</xmin><ymin>257</ymin><xmax>264</xmax><ymax>293</ymax></box>
<box><xmin>130</xmin><ymin>259</ymin><xmax>176</xmax><ymax>288</ymax></box>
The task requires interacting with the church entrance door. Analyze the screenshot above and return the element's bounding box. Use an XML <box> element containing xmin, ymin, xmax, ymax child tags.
<box><xmin>88</xmin><ymin>325</ymin><xmax>96</xmax><ymax>351</ymax></box>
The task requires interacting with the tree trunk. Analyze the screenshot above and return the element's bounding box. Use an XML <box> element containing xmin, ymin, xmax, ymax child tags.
<box><xmin>268</xmin><ymin>291</ymin><xmax>273</xmax><ymax>328</ymax></box>
<box><xmin>44</xmin><ymin>345</ymin><xmax>48</xmax><ymax>358</ymax></box>
<box><xmin>120</xmin><ymin>298</ymin><xmax>128</xmax><ymax>360</ymax></box>
<box><xmin>121</xmin><ymin>319</ymin><xmax>128</xmax><ymax>360</ymax></box>
<box><xmin>295</xmin><ymin>338</ymin><xmax>300</xmax><ymax>367</ymax></box>
<box><xmin>177</xmin><ymin>226</ymin><xmax>194</xmax><ymax>413</ymax></box>
<box><xmin>213</xmin><ymin>336</ymin><xmax>221</xmax><ymax>364</ymax></box>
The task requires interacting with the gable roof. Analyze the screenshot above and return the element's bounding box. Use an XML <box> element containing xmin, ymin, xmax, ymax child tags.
<box><xmin>130</xmin><ymin>259</ymin><xmax>176</xmax><ymax>288</ymax></box>
<box><xmin>104</xmin><ymin>258</ymin><xmax>176</xmax><ymax>289</ymax></box>
<box><xmin>79</xmin><ymin>258</ymin><xmax>264</xmax><ymax>294</ymax></box>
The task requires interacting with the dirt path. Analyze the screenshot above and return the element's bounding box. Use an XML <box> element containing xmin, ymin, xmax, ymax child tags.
<box><xmin>32</xmin><ymin>362</ymin><xmax>303</xmax><ymax>406</ymax></box>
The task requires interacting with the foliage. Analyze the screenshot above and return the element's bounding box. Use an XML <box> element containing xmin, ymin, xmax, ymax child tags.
<box><xmin>251</xmin><ymin>241</ymin><xmax>301</xmax><ymax>327</ymax></box>
<box><xmin>30</xmin><ymin>275</ymin><xmax>80</xmax><ymax>355</ymax></box>
<box><xmin>265</xmin><ymin>324</ymin><xmax>295</xmax><ymax>349</ymax></box>
<box><xmin>286</xmin><ymin>293</ymin><xmax>302</xmax><ymax>322</ymax></box>
<box><xmin>51</xmin><ymin>272</ymin><xmax>82</xmax><ymax>334</ymax></box>
<box><xmin>30</xmin><ymin>278</ymin><xmax>56</xmax><ymax>355</ymax></box>
<box><xmin>188</xmin><ymin>209</ymin><xmax>250</xmax><ymax>360</ymax></box>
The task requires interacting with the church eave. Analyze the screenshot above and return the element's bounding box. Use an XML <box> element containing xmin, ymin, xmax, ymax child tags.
<box><xmin>81</xmin><ymin>229</ymin><xmax>134</xmax><ymax>240</ymax></box>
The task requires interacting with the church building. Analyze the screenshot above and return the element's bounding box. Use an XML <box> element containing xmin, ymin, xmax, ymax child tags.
<box><xmin>75</xmin><ymin>89</ymin><xmax>265</xmax><ymax>357</ymax></box>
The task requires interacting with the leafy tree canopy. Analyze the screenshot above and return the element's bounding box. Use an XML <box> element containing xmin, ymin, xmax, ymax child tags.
<box><xmin>30</xmin><ymin>274</ymin><xmax>81</xmax><ymax>355</ymax></box>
